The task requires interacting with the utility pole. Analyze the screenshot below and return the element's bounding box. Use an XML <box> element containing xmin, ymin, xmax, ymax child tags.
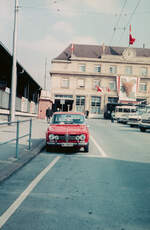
<box><xmin>44</xmin><ymin>57</ymin><xmax>47</xmax><ymax>90</ymax></box>
<box><xmin>10</xmin><ymin>0</ymin><xmax>19</xmax><ymax>122</ymax></box>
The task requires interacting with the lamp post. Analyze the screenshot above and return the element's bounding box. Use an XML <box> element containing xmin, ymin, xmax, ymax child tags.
<box><xmin>10</xmin><ymin>0</ymin><xmax>19</xmax><ymax>122</ymax></box>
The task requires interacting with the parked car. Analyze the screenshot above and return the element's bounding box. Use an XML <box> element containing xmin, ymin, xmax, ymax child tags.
<box><xmin>127</xmin><ymin>111</ymin><xmax>143</xmax><ymax>127</ymax></box>
<box><xmin>139</xmin><ymin>110</ymin><xmax>150</xmax><ymax>132</ymax></box>
<box><xmin>46</xmin><ymin>112</ymin><xmax>89</xmax><ymax>152</ymax></box>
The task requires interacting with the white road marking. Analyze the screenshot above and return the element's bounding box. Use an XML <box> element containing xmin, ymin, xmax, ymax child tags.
<box><xmin>76</xmin><ymin>154</ymin><xmax>101</xmax><ymax>158</ymax></box>
<box><xmin>0</xmin><ymin>156</ymin><xmax>61</xmax><ymax>229</ymax></box>
<box><xmin>90</xmin><ymin>135</ymin><xmax>108</xmax><ymax>158</ymax></box>
<box><xmin>0</xmin><ymin>160</ymin><xmax>13</xmax><ymax>164</ymax></box>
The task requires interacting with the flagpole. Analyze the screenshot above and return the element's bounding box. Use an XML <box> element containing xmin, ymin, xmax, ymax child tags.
<box><xmin>129</xmin><ymin>24</ymin><xmax>135</xmax><ymax>45</ymax></box>
<box><xmin>129</xmin><ymin>24</ymin><xmax>131</xmax><ymax>47</ymax></box>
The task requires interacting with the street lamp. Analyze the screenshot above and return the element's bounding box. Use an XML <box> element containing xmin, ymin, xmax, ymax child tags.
<box><xmin>10</xmin><ymin>0</ymin><xmax>19</xmax><ymax>122</ymax></box>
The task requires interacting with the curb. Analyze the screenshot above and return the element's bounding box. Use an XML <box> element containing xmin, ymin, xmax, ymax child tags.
<box><xmin>0</xmin><ymin>140</ymin><xmax>46</xmax><ymax>184</ymax></box>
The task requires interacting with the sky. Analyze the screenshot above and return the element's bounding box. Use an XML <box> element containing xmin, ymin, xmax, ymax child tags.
<box><xmin>0</xmin><ymin>0</ymin><xmax>150</xmax><ymax>89</ymax></box>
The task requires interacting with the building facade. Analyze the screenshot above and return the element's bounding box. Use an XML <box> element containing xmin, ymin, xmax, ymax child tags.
<box><xmin>38</xmin><ymin>90</ymin><xmax>53</xmax><ymax>119</ymax></box>
<box><xmin>50</xmin><ymin>44</ymin><xmax>150</xmax><ymax>118</ymax></box>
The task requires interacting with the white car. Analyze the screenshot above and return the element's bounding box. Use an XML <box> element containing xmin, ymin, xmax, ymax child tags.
<box><xmin>139</xmin><ymin>110</ymin><xmax>150</xmax><ymax>132</ymax></box>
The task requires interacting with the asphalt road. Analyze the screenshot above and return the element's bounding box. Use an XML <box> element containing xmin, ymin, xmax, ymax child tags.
<box><xmin>0</xmin><ymin>119</ymin><xmax>150</xmax><ymax>230</ymax></box>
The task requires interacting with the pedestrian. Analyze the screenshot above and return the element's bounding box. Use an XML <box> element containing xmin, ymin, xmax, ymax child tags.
<box><xmin>46</xmin><ymin>107</ymin><xmax>52</xmax><ymax>123</ymax></box>
<box><xmin>85</xmin><ymin>110</ymin><xmax>89</xmax><ymax>119</ymax></box>
<box><xmin>111</xmin><ymin>111</ymin><xmax>114</xmax><ymax>123</ymax></box>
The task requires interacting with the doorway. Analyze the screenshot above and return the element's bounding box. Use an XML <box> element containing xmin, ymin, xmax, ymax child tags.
<box><xmin>53</xmin><ymin>99</ymin><xmax>74</xmax><ymax>112</ymax></box>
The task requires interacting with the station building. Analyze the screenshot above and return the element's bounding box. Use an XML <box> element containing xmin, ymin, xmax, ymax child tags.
<box><xmin>0</xmin><ymin>41</ymin><xmax>42</xmax><ymax>120</ymax></box>
<box><xmin>50</xmin><ymin>44</ymin><xmax>150</xmax><ymax>118</ymax></box>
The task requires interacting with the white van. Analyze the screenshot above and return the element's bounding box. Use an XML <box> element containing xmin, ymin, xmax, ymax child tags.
<box><xmin>115</xmin><ymin>105</ymin><xmax>136</xmax><ymax>123</ymax></box>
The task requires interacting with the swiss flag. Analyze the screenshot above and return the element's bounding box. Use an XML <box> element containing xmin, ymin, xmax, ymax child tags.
<box><xmin>129</xmin><ymin>25</ymin><xmax>135</xmax><ymax>45</ymax></box>
<box><xmin>96</xmin><ymin>85</ymin><xmax>103</xmax><ymax>93</ymax></box>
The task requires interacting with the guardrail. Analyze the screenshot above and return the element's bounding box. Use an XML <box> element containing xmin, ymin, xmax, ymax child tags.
<box><xmin>0</xmin><ymin>119</ymin><xmax>32</xmax><ymax>159</ymax></box>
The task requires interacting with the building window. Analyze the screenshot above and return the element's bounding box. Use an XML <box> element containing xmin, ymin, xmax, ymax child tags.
<box><xmin>109</xmin><ymin>81</ymin><xmax>116</xmax><ymax>90</ymax></box>
<box><xmin>77</xmin><ymin>79</ymin><xmax>85</xmax><ymax>88</ymax></box>
<box><xmin>136</xmin><ymin>98</ymin><xmax>147</xmax><ymax>105</ymax></box>
<box><xmin>125</xmin><ymin>66</ymin><xmax>132</xmax><ymax>75</ymax></box>
<box><xmin>76</xmin><ymin>96</ymin><xmax>85</xmax><ymax>112</ymax></box>
<box><xmin>94</xmin><ymin>65</ymin><xmax>101</xmax><ymax>73</ymax></box>
<box><xmin>61</xmin><ymin>78</ymin><xmax>69</xmax><ymax>88</ymax></box>
<box><xmin>93</xmin><ymin>79</ymin><xmax>101</xmax><ymax>89</ymax></box>
<box><xmin>140</xmin><ymin>67</ymin><xmax>147</xmax><ymax>76</ymax></box>
<box><xmin>55</xmin><ymin>95</ymin><xmax>73</xmax><ymax>99</ymax></box>
<box><xmin>90</xmin><ymin>96</ymin><xmax>101</xmax><ymax>114</ymax></box>
<box><xmin>139</xmin><ymin>83</ymin><xmax>147</xmax><ymax>92</ymax></box>
<box><xmin>79</xmin><ymin>64</ymin><xmax>86</xmax><ymax>72</ymax></box>
<box><xmin>109</xmin><ymin>65</ymin><xmax>117</xmax><ymax>74</ymax></box>
<box><xmin>108</xmin><ymin>97</ymin><xmax>118</xmax><ymax>103</ymax></box>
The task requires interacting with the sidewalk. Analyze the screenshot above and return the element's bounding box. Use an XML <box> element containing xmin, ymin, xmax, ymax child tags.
<box><xmin>0</xmin><ymin>118</ymin><xmax>48</xmax><ymax>183</ymax></box>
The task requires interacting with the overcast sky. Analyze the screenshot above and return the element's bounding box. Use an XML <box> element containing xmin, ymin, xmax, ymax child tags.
<box><xmin>0</xmin><ymin>0</ymin><xmax>150</xmax><ymax>89</ymax></box>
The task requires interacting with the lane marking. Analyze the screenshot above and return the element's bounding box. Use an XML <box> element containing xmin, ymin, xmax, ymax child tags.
<box><xmin>76</xmin><ymin>154</ymin><xmax>101</xmax><ymax>158</ymax></box>
<box><xmin>90</xmin><ymin>135</ymin><xmax>108</xmax><ymax>158</ymax></box>
<box><xmin>0</xmin><ymin>156</ymin><xmax>61</xmax><ymax>229</ymax></box>
<box><xmin>0</xmin><ymin>160</ymin><xmax>13</xmax><ymax>164</ymax></box>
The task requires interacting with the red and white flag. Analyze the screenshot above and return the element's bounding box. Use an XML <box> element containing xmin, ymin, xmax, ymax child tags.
<box><xmin>129</xmin><ymin>24</ymin><xmax>135</xmax><ymax>45</ymax></box>
<box><xmin>96</xmin><ymin>85</ymin><xmax>103</xmax><ymax>93</ymax></box>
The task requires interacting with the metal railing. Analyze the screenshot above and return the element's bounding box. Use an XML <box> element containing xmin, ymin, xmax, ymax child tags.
<box><xmin>0</xmin><ymin>119</ymin><xmax>32</xmax><ymax>159</ymax></box>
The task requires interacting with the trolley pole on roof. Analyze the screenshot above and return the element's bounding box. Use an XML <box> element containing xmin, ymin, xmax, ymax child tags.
<box><xmin>10</xmin><ymin>0</ymin><xmax>19</xmax><ymax>122</ymax></box>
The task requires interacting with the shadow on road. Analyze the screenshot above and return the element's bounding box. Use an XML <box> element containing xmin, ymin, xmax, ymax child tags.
<box><xmin>118</xmin><ymin>125</ymin><xmax>150</xmax><ymax>133</ymax></box>
<box><xmin>44</xmin><ymin>146</ymin><xmax>84</xmax><ymax>155</ymax></box>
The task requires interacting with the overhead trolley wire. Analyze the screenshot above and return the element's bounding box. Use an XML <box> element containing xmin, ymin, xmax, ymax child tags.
<box><xmin>118</xmin><ymin>0</ymin><xmax>142</xmax><ymax>43</ymax></box>
<box><xmin>109</xmin><ymin>0</ymin><xmax>127</xmax><ymax>45</ymax></box>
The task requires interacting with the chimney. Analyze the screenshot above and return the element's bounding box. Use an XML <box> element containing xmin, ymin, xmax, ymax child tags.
<box><xmin>143</xmin><ymin>43</ymin><xmax>145</xmax><ymax>48</ymax></box>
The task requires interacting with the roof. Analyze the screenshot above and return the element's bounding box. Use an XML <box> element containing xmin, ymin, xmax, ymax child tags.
<box><xmin>0</xmin><ymin>41</ymin><xmax>41</xmax><ymax>89</ymax></box>
<box><xmin>54</xmin><ymin>44</ymin><xmax>150</xmax><ymax>61</ymax></box>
